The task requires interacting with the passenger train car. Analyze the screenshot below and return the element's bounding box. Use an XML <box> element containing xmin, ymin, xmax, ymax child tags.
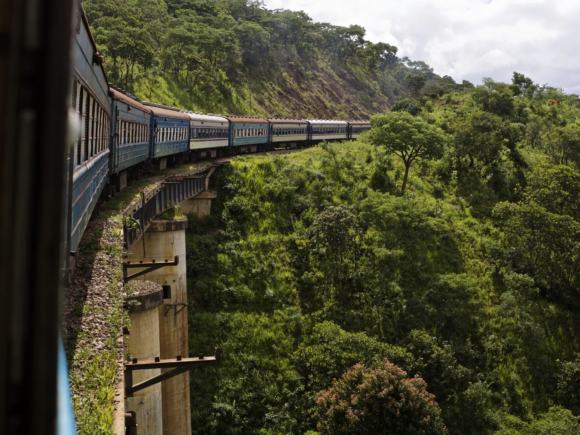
<box><xmin>109</xmin><ymin>87</ymin><xmax>152</xmax><ymax>191</ymax></box>
<box><xmin>186</xmin><ymin>112</ymin><xmax>229</xmax><ymax>159</ymax></box>
<box><xmin>268</xmin><ymin>118</ymin><xmax>309</xmax><ymax>148</ymax></box>
<box><xmin>309</xmin><ymin>120</ymin><xmax>349</xmax><ymax>142</ymax></box>
<box><xmin>348</xmin><ymin>121</ymin><xmax>372</xmax><ymax>140</ymax></box>
<box><xmin>143</xmin><ymin>102</ymin><xmax>190</xmax><ymax>170</ymax></box>
<box><xmin>225</xmin><ymin>116</ymin><xmax>270</xmax><ymax>153</ymax></box>
<box><xmin>69</xmin><ymin>6</ymin><xmax>112</xmax><ymax>254</ymax></box>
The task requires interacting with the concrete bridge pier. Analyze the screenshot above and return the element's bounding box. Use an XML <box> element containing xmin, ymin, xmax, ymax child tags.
<box><xmin>127</xmin><ymin>219</ymin><xmax>191</xmax><ymax>435</ymax></box>
<box><xmin>180</xmin><ymin>190</ymin><xmax>217</xmax><ymax>218</ymax></box>
<box><xmin>124</xmin><ymin>282</ymin><xmax>165</xmax><ymax>435</ymax></box>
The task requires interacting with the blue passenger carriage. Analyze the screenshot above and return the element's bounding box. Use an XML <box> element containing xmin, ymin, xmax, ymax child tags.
<box><xmin>143</xmin><ymin>102</ymin><xmax>190</xmax><ymax>170</ymax></box>
<box><xmin>186</xmin><ymin>112</ymin><xmax>229</xmax><ymax>159</ymax></box>
<box><xmin>109</xmin><ymin>86</ymin><xmax>153</xmax><ymax>191</ymax></box>
<box><xmin>348</xmin><ymin>121</ymin><xmax>372</xmax><ymax>140</ymax></box>
<box><xmin>268</xmin><ymin>118</ymin><xmax>309</xmax><ymax>149</ymax></box>
<box><xmin>224</xmin><ymin>116</ymin><xmax>270</xmax><ymax>153</ymax></box>
<box><xmin>69</xmin><ymin>5</ymin><xmax>112</xmax><ymax>253</ymax></box>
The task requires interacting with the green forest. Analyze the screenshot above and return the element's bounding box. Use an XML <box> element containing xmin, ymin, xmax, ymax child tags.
<box><xmin>184</xmin><ymin>74</ymin><xmax>580</xmax><ymax>434</ymax></box>
<box><xmin>83</xmin><ymin>0</ymin><xmax>456</xmax><ymax>118</ymax></box>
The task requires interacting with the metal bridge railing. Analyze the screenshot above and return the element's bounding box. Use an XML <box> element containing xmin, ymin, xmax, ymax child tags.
<box><xmin>123</xmin><ymin>174</ymin><xmax>207</xmax><ymax>250</ymax></box>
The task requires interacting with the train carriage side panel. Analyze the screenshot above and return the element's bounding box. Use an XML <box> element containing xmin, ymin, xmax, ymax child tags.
<box><xmin>308</xmin><ymin>120</ymin><xmax>349</xmax><ymax>142</ymax></box>
<box><xmin>186</xmin><ymin>113</ymin><xmax>229</xmax><ymax>157</ymax></box>
<box><xmin>109</xmin><ymin>88</ymin><xmax>153</xmax><ymax>174</ymax></box>
<box><xmin>224</xmin><ymin>116</ymin><xmax>269</xmax><ymax>151</ymax></box>
<box><xmin>69</xmin><ymin>5</ymin><xmax>112</xmax><ymax>253</ymax></box>
<box><xmin>348</xmin><ymin>120</ymin><xmax>372</xmax><ymax>140</ymax></box>
<box><xmin>267</xmin><ymin>119</ymin><xmax>309</xmax><ymax>145</ymax></box>
<box><xmin>145</xmin><ymin>105</ymin><xmax>190</xmax><ymax>160</ymax></box>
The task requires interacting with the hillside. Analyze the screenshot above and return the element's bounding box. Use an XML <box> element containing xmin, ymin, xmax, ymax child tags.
<box><xmin>184</xmin><ymin>74</ymin><xmax>580</xmax><ymax>434</ymax></box>
<box><xmin>83</xmin><ymin>0</ymin><xmax>440</xmax><ymax>118</ymax></box>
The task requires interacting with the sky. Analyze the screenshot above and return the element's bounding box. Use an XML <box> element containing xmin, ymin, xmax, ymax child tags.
<box><xmin>262</xmin><ymin>0</ymin><xmax>580</xmax><ymax>93</ymax></box>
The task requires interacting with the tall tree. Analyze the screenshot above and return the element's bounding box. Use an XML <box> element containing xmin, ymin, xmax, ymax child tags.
<box><xmin>406</xmin><ymin>73</ymin><xmax>427</xmax><ymax>97</ymax></box>
<box><xmin>370</xmin><ymin>111</ymin><xmax>447</xmax><ymax>194</ymax></box>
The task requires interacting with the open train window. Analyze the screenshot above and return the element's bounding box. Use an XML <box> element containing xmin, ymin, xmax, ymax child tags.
<box><xmin>163</xmin><ymin>285</ymin><xmax>171</xmax><ymax>299</ymax></box>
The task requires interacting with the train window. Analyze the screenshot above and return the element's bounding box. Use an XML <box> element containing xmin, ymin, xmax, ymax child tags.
<box><xmin>91</xmin><ymin>99</ymin><xmax>97</xmax><ymax>155</ymax></box>
<box><xmin>100</xmin><ymin>108</ymin><xmax>104</xmax><ymax>151</ymax></box>
<box><xmin>75</xmin><ymin>85</ymin><xmax>83</xmax><ymax>165</ymax></box>
<box><xmin>83</xmin><ymin>95</ymin><xmax>90</xmax><ymax>161</ymax></box>
<box><xmin>96</xmin><ymin>107</ymin><xmax>100</xmax><ymax>151</ymax></box>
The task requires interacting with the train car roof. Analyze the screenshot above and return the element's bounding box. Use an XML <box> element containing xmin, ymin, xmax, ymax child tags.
<box><xmin>267</xmin><ymin>118</ymin><xmax>308</xmax><ymax>125</ymax></box>
<box><xmin>308</xmin><ymin>120</ymin><xmax>349</xmax><ymax>125</ymax></box>
<box><xmin>223</xmin><ymin>116</ymin><xmax>269</xmax><ymax>124</ymax></box>
<box><xmin>142</xmin><ymin>102</ymin><xmax>190</xmax><ymax>120</ymax></box>
<box><xmin>184</xmin><ymin>112</ymin><xmax>228</xmax><ymax>123</ymax></box>
<box><xmin>348</xmin><ymin>120</ymin><xmax>371</xmax><ymax>125</ymax></box>
<box><xmin>109</xmin><ymin>88</ymin><xmax>152</xmax><ymax>114</ymax></box>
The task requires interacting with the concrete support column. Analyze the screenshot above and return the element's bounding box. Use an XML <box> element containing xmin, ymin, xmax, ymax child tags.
<box><xmin>128</xmin><ymin>219</ymin><xmax>191</xmax><ymax>435</ymax></box>
<box><xmin>125</xmin><ymin>282</ymin><xmax>165</xmax><ymax>435</ymax></box>
<box><xmin>180</xmin><ymin>190</ymin><xmax>217</xmax><ymax>218</ymax></box>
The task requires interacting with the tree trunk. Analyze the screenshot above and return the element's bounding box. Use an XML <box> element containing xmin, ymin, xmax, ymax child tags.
<box><xmin>401</xmin><ymin>162</ymin><xmax>410</xmax><ymax>194</ymax></box>
<box><xmin>125</xmin><ymin>60</ymin><xmax>130</xmax><ymax>89</ymax></box>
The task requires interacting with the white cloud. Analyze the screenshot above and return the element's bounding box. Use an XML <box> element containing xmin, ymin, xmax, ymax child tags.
<box><xmin>262</xmin><ymin>0</ymin><xmax>580</xmax><ymax>93</ymax></box>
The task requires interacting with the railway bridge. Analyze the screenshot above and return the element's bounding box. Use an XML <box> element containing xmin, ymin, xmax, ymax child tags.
<box><xmin>115</xmin><ymin>164</ymin><xmax>221</xmax><ymax>435</ymax></box>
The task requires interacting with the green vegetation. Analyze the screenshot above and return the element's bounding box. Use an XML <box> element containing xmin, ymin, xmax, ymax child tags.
<box><xmin>185</xmin><ymin>72</ymin><xmax>580</xmax><ymax>434</ymax></box>
<box><xmin>82</xmin><ymin>0</ymin><xmax>443</xmax><ymax>118</ymax></box>
<box><xmin>65</xmin><ymin>219</ymin><xmax>125</xmax><ymax>435</ymax></box>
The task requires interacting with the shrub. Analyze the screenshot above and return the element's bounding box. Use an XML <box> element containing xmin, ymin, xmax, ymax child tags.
<box><xmin>314</xmin><ymin>359</ymin><xmax>448</xmax><ymax>435</ymax></box>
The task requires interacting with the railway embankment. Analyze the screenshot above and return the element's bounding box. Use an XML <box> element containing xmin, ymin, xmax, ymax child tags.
<box><xmin>62</xmin><ymin>160</ymin><xmax>216</xmax><ymax>434</ymax></box>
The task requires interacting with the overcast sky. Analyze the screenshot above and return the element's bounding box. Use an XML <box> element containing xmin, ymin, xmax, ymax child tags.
<box><xmin>263</xmin><ymin>0</ymin><xmax>580</xmax><ymax>94</ymax></box>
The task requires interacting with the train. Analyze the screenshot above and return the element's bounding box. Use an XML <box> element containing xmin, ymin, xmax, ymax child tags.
<box><xmin>68</xmin><ymin>5</ymin><xmax>372</xmax><ymax>257</ymax></box>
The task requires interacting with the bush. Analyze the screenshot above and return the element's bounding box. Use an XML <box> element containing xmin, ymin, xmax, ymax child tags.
<box><xmin>314</xmin><ymin>359</ymin><xmax>448</xmax><ymax>435</ymax></box>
